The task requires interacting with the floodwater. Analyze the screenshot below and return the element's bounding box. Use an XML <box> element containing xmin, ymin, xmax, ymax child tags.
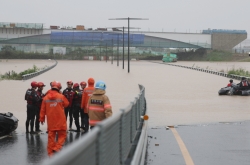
<box><xmin>0</xmin><ymin>60</ymin><xmax>250</xmax><ymax>164</ymax></box>
<box><xmin>0</xmin><ymin>60</ymin><xmax>250</xmax><ymax>129</ymax></box>
<box><xmin>176</xmin><ymin>61</ymin><xmax>250</xmax><ymax>73</ymax></box>
<box><xmin>0</xmin><ymin>59</ymin><xmax>55</xmax><ymax>74</ymax></box>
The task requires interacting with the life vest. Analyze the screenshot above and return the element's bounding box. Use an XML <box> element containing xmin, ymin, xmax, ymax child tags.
<box><xmin>36</xmin><ymin>90</ymin><xmax>44</xmax><ymax>108</ymax></box>
<box><xmin>62</xmin><ymin>88</ymin><xmax>74</xmax><ymax>107</ymax></box>
<box><xmin>25</xmin><ymin>88</ymin><xmax>39</xmax><ymax>105</ymax></box>
<box><xmin>72</xmin><ymin>89</ymin><xmax>82</xmax><ymax>106</ymax></box>
<box><xmin>242</xmin><ymin>81</ymin><xmax>248</xmax><ymax>87</ymax></box>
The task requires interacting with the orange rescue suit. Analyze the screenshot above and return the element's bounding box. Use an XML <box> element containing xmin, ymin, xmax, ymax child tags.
<box><xmin>40</xmin><ymin>89</ymin><xmax>69</xmax><ymax>156</ymax></box>
<box><xmin>81</xmin><ymin>78</ymin><xmax>95</xmax><ymax>113</ymax></box>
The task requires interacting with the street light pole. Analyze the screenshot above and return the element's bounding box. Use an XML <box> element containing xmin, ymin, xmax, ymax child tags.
<box><xmin>123</xmin><ymin>27</ymin><xmax>124</xmax><ymax>69</ymax></box>
<box><xmin>128</xmin><ymin>17</ymin><xmax>130</xmax><ymax>72</ymax></box>
<box><xmin>109</xmin><ymin>17</ymin><xmax>148</xmax><ymax>73</ymax></box>
<box><xmin>106</xmin><ymin>43</ymin><xmax>107</xmax><ymax>62</ymax></box>
<box><xmin>117</xmin><ymin>34</ymin><xmax>119</xmax><ymax>66</ymax></box>
<box><xmin>112</xmin><ymin>39</ymin><xmax>113</xmax><ymax>64</ymax></box>
<box><xmin>107</xmin><ymin>27</ymin><xmax>140</xmax><ymax>69</ymax></box>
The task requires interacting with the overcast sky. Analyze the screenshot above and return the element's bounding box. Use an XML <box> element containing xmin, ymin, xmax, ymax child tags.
<box><xmin>1</xmin><ymin>0</ymin><xmax>249</xmax><ymax>37</ymax></box>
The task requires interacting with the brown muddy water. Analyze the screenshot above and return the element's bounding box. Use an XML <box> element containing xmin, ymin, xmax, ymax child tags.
<box><xmin>0</xmin><ymin>60</ymin><xmax>250</xmax><ymax>133</ymax></box>
<box><xmin>0</xmin><ymin>59</ymin><xmax>55</xmax><ymax>74</ymax></box>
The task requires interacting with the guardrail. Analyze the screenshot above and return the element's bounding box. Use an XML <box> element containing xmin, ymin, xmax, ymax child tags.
<box><xmin>158</xmin><ymin>62</ymin><xmax>250</xmax><ymax>81</ymax></box>
<box><xmin>42</xmin><ymin>84</ymin><xmax>148</xmax><ymax>165</ymax></box>
<box><xmin>22</xmin><ymin>60</ymin><xmax>58</xmax><ymax>80</ymax></box>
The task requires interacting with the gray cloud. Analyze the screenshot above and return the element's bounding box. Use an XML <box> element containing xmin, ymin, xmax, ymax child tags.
<box><xmin>0</xmin><ymin>0</ymin><xmax>249</xmax><ymax>38</ymax></box>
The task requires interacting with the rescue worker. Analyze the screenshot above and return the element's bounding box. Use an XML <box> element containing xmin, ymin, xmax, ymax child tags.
<box><xmin>81</xmin><ymin>78</ymin><xmax>95</xmax><ymax>132</ymax></box>
<box><xmin>87</xmin><ymin>80</ymin><xmax>112</xmax><ymax>129</ymax></box>
<box><xmin>72</xmin><ymin>83</ymin><xmax>82</xmax><ymax>132</ymax></box>
<box><xmin>227</xmin><ymin>79</ymin><xmax>233</xmax><ymax>87</ymax></box>
<box><xmin>63</xmin><ymin>80</ymin><xmax>74</xmax><ymax>130</ymax></box>
<box><xmin>45</xmin><ymin>81</ymin><xmax>62</xmax><ymax>96</ymax></box>
<box><xmin>40</xmin><ymin>81</ymin><xmax>69</xmax><ymax>157</ymax></box>
<box><xmin>35</xmin><ymin>82</ymin><xmax>45</xmax><ymax>132</ymax></box>
<box><xmin>239</xmin><ymin>77</ymin><xmax>250</xmax><ymax>90</ymax></box>
<box><xmin>79</xmin><ymin>81</ymin><xmax>87</xmax><ymax>131</ymax></box>
<box><xmin>25</xmin><ymin>81</ymin><xmax>40</xmax><ymax>134</ymax></box>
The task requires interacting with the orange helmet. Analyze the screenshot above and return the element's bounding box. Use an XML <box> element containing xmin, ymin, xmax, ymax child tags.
<box><xmin>73</xmin><ymin>83</ymin><xmax>79</xmax><ymax>89</ymax></box>
<box><xmin>37</xmin><ymin>82</ymin><xmax>46</xmax><ymax>87</ymax></box>
<box><xmin>80</xmin><ymin>81</ymin><xmax>87</xmax><ymax>87</ymax></box>
<box><xmin>31</xmin><ymin>81</ymin><xmax>37</xmax><ymax>88</ymax></box>
<box><xmin>67</xmin><ymin>80</ymin><xmax>73</xmax><ymax>85</ymax></box>
<box><xmin>51</xmin><ymin>81</ymin><xmax>62</xmax><ymax>90</ymax></box>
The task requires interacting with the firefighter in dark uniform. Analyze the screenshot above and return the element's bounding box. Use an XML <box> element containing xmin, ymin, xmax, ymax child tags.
<box><xmin>35</xmin><ymin>82</ymin><xmax>45</xmax><ymax>132</ymax></box>
<box><xmin>62</xmin><ymin>80</ymin><xmax>74</xmax><ymax>130</ymax></box>
<box><xmin>25</xmin><ymin>81</ymin><xmax>40</xmax><ymax>134</ymax></box>
<box><xmin>72</xmin><ymin>83</ymin><xmax>82</xmax><ymax>132</ymax></box>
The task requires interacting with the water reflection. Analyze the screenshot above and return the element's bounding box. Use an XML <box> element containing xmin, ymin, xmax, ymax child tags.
<box><xmin>65</xmin><ymin>132</ymin><xmax>82</xmax><ymax>146</ymax></box>
<box><xmin>26</xmin><ymin>134</ymin><xmax>46</xmax><ymax>164</ymax></box>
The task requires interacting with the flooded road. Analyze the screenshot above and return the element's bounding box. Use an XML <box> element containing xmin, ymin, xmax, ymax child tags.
<box><xmin>0</xmin><ymin>60</ymin><xmax>250</xmax><ymax>164</ymax></box>
<box><xmin>0</xmin><ymin>59</ymin><xmax>54</xmax><ymax>74</ymax></box>
<box><xmin>1</xmin><ymin>60</ymin><xmax>250</xmax><ymax>128</ymax></box>
<box><xmin>176</xmin><ymin>61</ymin><xmax>250</xmax><ymax>73</ymax></box>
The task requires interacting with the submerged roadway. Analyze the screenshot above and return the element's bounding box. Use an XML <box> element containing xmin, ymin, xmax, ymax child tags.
<box><xmin>0</xmin><ymin>60</ymin><xmax>249</xmax><ymax>165</ymax></box>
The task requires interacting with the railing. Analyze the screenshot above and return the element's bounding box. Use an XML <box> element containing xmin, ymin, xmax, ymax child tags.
<box><xmin>158</xmin><ymin>62</ymin><xmax>250</xmax><ymax>81</ymax></box>
<box><xmin>22</xmin><ymin>60</ymin><xmax>58</xmax><ymax>80</ymax></box>
<box><xmin>42</xmin><ymin>84</ymin><xmax>148</xmax><ymax>165</ymax></box>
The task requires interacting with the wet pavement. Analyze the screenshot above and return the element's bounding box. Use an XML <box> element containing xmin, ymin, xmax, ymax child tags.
<box><xmin>0</xmin><ymin>60</ymin><xmax>250</xmax><ymax>164</ymax></box>
<box><xmin>147</xmin><ymin>120</ymin><xmax>250</xmax><ymax>165</ymax></box>
<box><xmin>0</xmin><ymin>131</ymin><xmax>87</xmax><ymax>165</ymax></box>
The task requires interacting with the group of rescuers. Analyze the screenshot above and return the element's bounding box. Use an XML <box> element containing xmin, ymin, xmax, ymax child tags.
<box><xmin>227</xmin><ymin>77</ymin><xmax>250</xmax><ymax>88</ymax></box>
<box><xmin>25</xmin><ymin>78</ymin><xmax>112</xmax><ymax>156</ymax></box>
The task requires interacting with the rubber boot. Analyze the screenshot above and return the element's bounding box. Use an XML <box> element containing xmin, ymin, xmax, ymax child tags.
<box><xmin>26</xmin><ymin>122</ymin><xmax>29</xmax><ymax>133</ymax></box>
<box><xmin>30</xmin><ymin>121</ymin><xmax>35</xmax><ymax>134</ymax></box>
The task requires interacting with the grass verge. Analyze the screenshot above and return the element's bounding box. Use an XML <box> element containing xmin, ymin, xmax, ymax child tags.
<box><xmin>0</xmin><ymin>65</ymin><xmax>46</xmax><ymax>80</ymax></box>
<box><xmin>228</xmin><ymin>68</ymin><xmax>250</xmax><ymax>77</ymax></box>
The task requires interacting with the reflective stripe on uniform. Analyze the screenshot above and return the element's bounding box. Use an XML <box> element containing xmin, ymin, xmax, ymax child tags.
<box><xmin>88</xmin><ymin>106</ymin><xmax>105</xmax><ymax>112</ymax></box>
<box><xmin>45</xmin><ymin>99</ymin><xmax>63</xmax><ymax>103</ymax></box>
<box><xmin>89</xmin><ymin>120</ymin><xmax>101</xmax><ymax>126</ymax></box>
<box><xmin>104</xmin><ymin>104</ymin><xmax>112</xmax><ymax>109</ymax></box>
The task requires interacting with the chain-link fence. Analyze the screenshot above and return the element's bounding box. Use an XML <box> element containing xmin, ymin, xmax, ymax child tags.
<box><xmin>42</xmin><ymin>84</ymin><xmax>147</xmax><ymax>165</ymax></box>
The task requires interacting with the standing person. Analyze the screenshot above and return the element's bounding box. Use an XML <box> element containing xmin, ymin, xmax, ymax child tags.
<box><xmin>72</xmin><ymin>83</ymin><xmax>82</xmax><ymax>132</ymax></box>
<box><xmin>63</xmin><ymin>80</ymin><xmax>74</xmax><ymax>130</ymax></box>
<box><xmin>35</xmin><ymin>82</ymin><xmax>45</xmax><ymax>132</ymax></box>
<box><xmin>40</xmin><ymin>81</ymin><xmax>69</xmax><ymax>157</ymax></box>
<box><xmin>79</xmin><ymin>81</ymin><xmax>87</xmax><ymax>131</ymax></box>
<box><xmin>25</xmin><ymin>81</ymin><xmax>40</xmax><ymax>134</ymax></box>
<box><xmin>87</xmin><ymin>80</ymin><xmax>112</xmax><ymax>129</ymax></box>
<box><xmin>81</xmin><ymin>78</ymin><xmax>95</xmax><ymax>132</ymax></box>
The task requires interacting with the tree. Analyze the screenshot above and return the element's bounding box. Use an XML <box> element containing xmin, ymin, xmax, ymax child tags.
<box><xmin>1</xmin><ymin>45</ymin><xmax>16</xmax><ymax>56</ymax></box>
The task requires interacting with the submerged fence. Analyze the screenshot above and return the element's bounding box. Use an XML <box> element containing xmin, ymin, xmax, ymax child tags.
<box><xmin>43</xmin><ymin>84</ymin><xmax>148</xmax><ymax>165</ymax></box>
<box><xmin>22</xmin><ymin>60</ymin><xmax>57</xmax><ymax>80</ymax></box>
<box><xmin>157</xmin><ymin>62</ymin><xmax>250</xmax><ymax>81</ymax></box>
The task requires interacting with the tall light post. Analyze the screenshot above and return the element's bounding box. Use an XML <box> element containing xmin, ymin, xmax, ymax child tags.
<box><xmin>107</xmin><ymin>27</ymin><xmax>141</xmax><ymax>69</ymax></box>
<box><xmin>109</xmin><ymin>18</ymin><xmax>148</xmax><ymax>73</ymax></box>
